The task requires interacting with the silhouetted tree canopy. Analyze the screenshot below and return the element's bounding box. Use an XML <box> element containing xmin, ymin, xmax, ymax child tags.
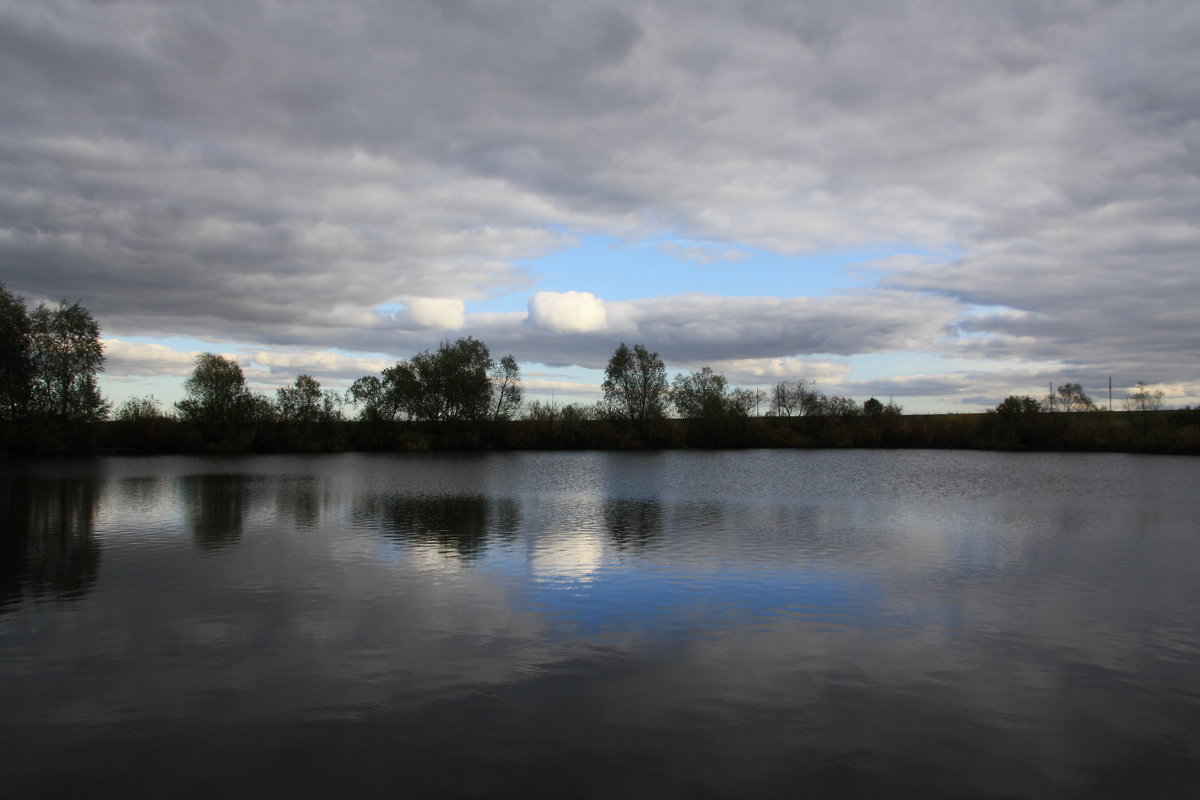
<box><xmin>1050</xmin><ymin>383</ymin><xmax>1096</xmax><ymax>412</ymax></box>
<box><xmin>349</xmin><ymin>373</ymin><xmax>400</xmax><ymax>422</ymax></box>
<box><xmin>349</xmin><ymin>337</ymin><xmax>520</xmax><ymax>430</ymax></box>
<box><xmin>177</xmin><ymin>353</ymin><xmax>252</xmax><ymax>424</ymax></box>
<box><xmin>28</xmin><ymin>300</ymin><xmax>108</xmax><ymax>421</ymax></box>
<box><xmin>602</xmin><ymin>342</ymin><xmax>668</xmax><ymax>432</ymax></box>
<box><xmin>819</xmin><ymin>395</ymin><xmax>861</xmax><ymax>417</ymax></box>
<box><xmin>995</xmin><ymin>395</ymin><xmax>1042</xmax><ymax>416</ymax></box>
<box><xmin>671</xmin><ymin>366</ymin><xmax>752</xmax><ymax>421</ymax></box>
<box><xmin>276</xmin><ymin>374</ymin><xmax>325</xmax><ymax>424</ymax></box>
<box><xmin>406</xmin><ymin>337</ymin><xmax>494</xmax><ymax>424</ymax></box>
<box><xmin>671</xmin><ymin>366</ymin><xmax>728</xmax><ymax>420</ymax></box>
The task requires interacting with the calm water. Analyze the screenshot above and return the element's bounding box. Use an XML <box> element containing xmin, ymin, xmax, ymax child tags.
<box><xmin>2</xmin><ymin>450</ymin><xmax>1199</xmax><ymax>798</ymax></box>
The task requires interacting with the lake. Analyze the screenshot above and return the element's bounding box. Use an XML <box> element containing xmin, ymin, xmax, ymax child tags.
<box><xmin>2</xmin><ymin>450</ymin><xmax>1199</xmax><ymax>798</ymax></box>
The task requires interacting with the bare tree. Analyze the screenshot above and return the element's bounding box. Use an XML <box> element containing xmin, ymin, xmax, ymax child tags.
<box><xmin>820</xmin><ymin>395</ymin><xmax>861</xmax><ymax>417</ymax></box>
<box><xmin>1123</xmin><ymin>381</ymin><xmax>1164</xmax><ymax>413</ymax></box>
<box><xmin>490</xmin><ymin>354</ymin><xmax>523</xmax><ymax>426</ymax></box>
<box><xmin>770</xmin><ymin>381</ymin><xmax>800</xmax><ymax>416</ymax></box>
<box><xmin>115</xmin><ymin>395</ymin><xmax>168</xmax><ymax>422</ymax></box>
<box><xmin>769</xmin><ymin>378</ymin><xmax>821</xmax><ymax>417</ymax></box>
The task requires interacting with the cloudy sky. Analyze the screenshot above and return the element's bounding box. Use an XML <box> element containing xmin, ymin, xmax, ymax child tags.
<box><xmin>2</xmin><ymin>0</ymin><xmax>1197</xmax><ymax>412</ymax></box>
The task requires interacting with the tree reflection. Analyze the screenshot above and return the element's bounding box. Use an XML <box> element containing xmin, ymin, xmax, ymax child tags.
<box><xmin>380</xmin><ymin>494</ymin><xmax>517</xmax><ymax>562</ymax></box>
<box><xmin>180</xmin><ymin>474</ymin><xmax>247</xmax><ymax>552</ymax></box>
<box><xmin>491</xmin><ymin>496</ymin><xmax>520</xmax><ymax>543</ymax></box>
<box><xmin>603</xmin><ymin>497</ymin><xmax>663</xmax><ymax>550</ymax></box>
<box><xmin>0</xmin><ymin>476</ymin><xmax>101</xmax><ymax>610</ymax></box>
<box><xmin>276</xmin><ymin>476</ymin><xmax>322</xmax><ymax>529</ymax></box>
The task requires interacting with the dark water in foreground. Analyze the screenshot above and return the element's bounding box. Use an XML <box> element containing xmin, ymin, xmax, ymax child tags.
<box><xmin>2</xmin><ymin>450</ymin><xmax>1199</xmax><ymax>799</ymax></box>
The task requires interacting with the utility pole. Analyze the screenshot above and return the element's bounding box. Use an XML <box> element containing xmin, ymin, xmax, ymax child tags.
<box><xmin>1108</xmin><ymin>376</ymin><xmax>1112</xmax><ymax>411</ymax></box>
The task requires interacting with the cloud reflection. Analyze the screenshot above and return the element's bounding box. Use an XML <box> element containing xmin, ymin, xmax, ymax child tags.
<box><xmin>530</xmin><ymin>529</ymin><xmax>606</xmax><ymax>583</ymax></box>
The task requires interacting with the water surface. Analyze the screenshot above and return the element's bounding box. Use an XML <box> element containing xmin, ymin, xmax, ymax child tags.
<box><xmin>2</xmin><ymin>450</ymin><xmax>1199</xmax><ymax>798</ymax></box>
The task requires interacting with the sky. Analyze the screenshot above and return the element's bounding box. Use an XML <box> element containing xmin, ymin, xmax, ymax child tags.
<box><xmin>2</xmin><ymin>0</ymin><xmax>1198</xmax><ymax>413</ymax></box>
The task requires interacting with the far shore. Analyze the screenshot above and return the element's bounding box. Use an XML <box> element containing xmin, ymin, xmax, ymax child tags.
<box><xmin>3</xmin><ymin>408</ymin><xmax>1198</xmax><ymax>458</ymax></box>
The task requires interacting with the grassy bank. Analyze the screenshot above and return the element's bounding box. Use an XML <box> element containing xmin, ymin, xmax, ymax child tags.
<box><xmin>4</xmin><ymin>408</ymin><xmax>1199</xmax><ymax>457</ymax></box>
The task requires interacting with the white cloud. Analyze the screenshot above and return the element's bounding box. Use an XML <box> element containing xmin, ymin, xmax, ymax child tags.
<box><xmin>393</xmin><ymin>297</ymin><xmax>466</xmax><ymax>331</ymax></box>
<box><xmin>526</xmin><ymin>291</ymin><xmax>609</xmax><ymax>333</ymax></box>
<box><xmin>521</xmin><ymin>378</ymin><xmax>605</xmax><ymax>398</ymax></box>
<box><xmin>102</xmin><ymin>340</ymin><xmax>198</xmax><ymax>377</ymax></box>
<box><xmin>246</xmin><ymin>350</ymin><xmax>393</xmax><ymax>379</ymax></box>
<box><xmin>102</xmin><ymin>339</ymin><xmax>397</xmax><ymax>390</ymax></box>
<box><xmin>700</xmin><ymin>357</ymin><xmax>853</xmax><ymax>385</ymax></box>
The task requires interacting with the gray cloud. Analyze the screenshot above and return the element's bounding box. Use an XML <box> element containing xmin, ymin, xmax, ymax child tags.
<box><xmin>2</xmin><ymin>0</ymin><xmax>1198</xmax><ymax>403</ymax></box>
<box><xmin>383</xmin><ymin>290</ymin><xmax>963</xmax><ymax>373</ymax></box>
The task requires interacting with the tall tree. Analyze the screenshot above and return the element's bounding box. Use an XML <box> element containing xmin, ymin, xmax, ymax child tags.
<box><xmin>671</xmin><ymin>366</ymin><xmax>731</xmax><ymax>420</ymax></box>
<box><xmin>770</xmin><ymin>380</ymin><xmax>799</xmax><ymax>417</ymax></box>
<box><xmin>602</xmin><ymin>343</ymin><xmax>668</xmax><ymax>432</ymax></box>
<box><xmin>0</xmin><ymin>282</ymin><xmax>32</xmax><ymax>421</ymax></box>
<box><xmin>490</xmin><ymin>354</ymin><xmax>523</xmax><ymax>426</ymax></box>
<box><xmin>28</xmin><ymin>300</ymin><xmax>108</xmax><ymax>421</ymax></box>
<box><xmin>176</xmin><ymin>353</ymin><xmax>254</xmax><ymax>428</ymax></box>
<box><xmin>349</xmin><ymin>361</ymin><xmax>420</xmax><ymax>423</ymax></box>
<box><xmin>350</xmin><ymin>375</ymin><xmax>391</xmax><ymax>422</ymax></box>
<box><xmin>398</xmin><ymin>337</ymin><xmax>495</xmax><ymax>425</ymax></box>
<box><xmin>275</xmin><ymin>374</ymin><xmax>342</xmax><ymax>448</ymax></box>
<box><xmin>435</xmin><ymin>336</ymin><xmax>494</xmax><ymax>423</ymax></box>
<box><xmin>728</xmin><ymin>388</ymin><xmax>758</xmax><ymax>417</ymax></box>
<box><xmin>276</xmin><ymin>374</ymin><xmax>324</xmax><ymax>424</ymax></box>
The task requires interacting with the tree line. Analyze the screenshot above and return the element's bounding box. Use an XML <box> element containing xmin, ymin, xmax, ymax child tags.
<box><xmin>137</xmin><ymin>337</ymin><xmax>899</xmax><ymax>450</ymax></box>
<box><xmin>996</xmin><ymin>381</ymin><xmax>1165</xmax><ymax>415</ymax></box>
<box><xmin>109</xmin><ymin>336</ymin><xmax>1199</xmax><ymax>454</ymax></box>
<box><xmin>3</xmin><ymin>283</ymin><xmax>1195</xmax><ymax>454</ymax></box>
<box><xmin>164</xmin><ymin>337</ymin><xmax>522</xmax><ymax>451</ymax></box>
